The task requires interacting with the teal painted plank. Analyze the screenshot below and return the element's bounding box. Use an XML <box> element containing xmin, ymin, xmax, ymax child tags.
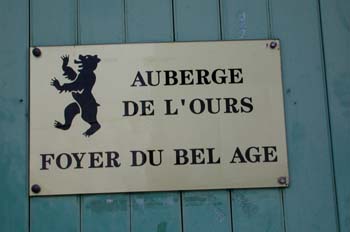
<box><xmin>30</xmin><ymin>0</ymin><xmax>80</xmax><ymax>231</ymax></box>
<box><xmin>31</xmin><ymin>0</ymin><xmax>77</xmax><ymax>46</ymax></box>
<box><xmin>79</xmin><ymin>0</ymin><xmax>125</xmax><ymax>44</ymax></box>
<box><xmin>0</xmin><ymin>0</ymin><xmax>28</xmax><ymax>231</ymax></box>
<box><xmin>174</xmin><ymin>0</ymin><xmax>221</xmax><ymax>41</ymax></box>
<box><xmin>182</xmin><ymin>191</ymin><xmax>232</xmax><ymax>232</ymax></box>
<box><xmin>270</xmin><ymin>0</ymin><xmax>339</xmax><ymax>231</ymax></box>
<box><xmin>82</xmin><ymin>194</ymin><xmax>130</xmax><ymax>232</ymax></box>
<box><xmin>126</xmin><ymin>0</ymin><xmax>173</xmax><ymax>42</ymax></box>
<box><xmin>221</xmin><ymin>1</ymin><xmax>285</xmax><ymax>231</ymax></box>
<box><xmin>319</xmin><ymin>0</ymin><xmax>350</xmax><ymax>231</ymax></box>
<box><xmin>31</xmin><ymin>197</ymin><xmax>80</xmax><ymax>232</ymax></box>
<box><xmin>174</xmin><ymin>1</ymin><xmax>232</xmax><ymax>231</ymax></box>
<box><xmin>78</xmin><ymin>1</ymin><xmax>130</xmax><ymax>231</ymax></box>
<box><xmin>221</xmin><ymin>0</ymin><xmax>269</xmax><ymax>40</ymax></box>
<box><xmin>131</xmin><ymin>192</ymin><xmax>181</xmax><ymax>232</ymax></box>
<box><xmin>125</xmin><ymin>0</ymin><xmax>182</xmax><ymax>231</ymax></box>
<box><xmin>231</xmin><ymin>190</ymin><xmax>283</xmax><ymax>231</ymax></box>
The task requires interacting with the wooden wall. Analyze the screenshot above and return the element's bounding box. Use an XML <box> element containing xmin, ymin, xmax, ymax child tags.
<box><xmin>0</xmin><ymin>0</ymin><xmax>349</xmax><ymax>231</ymax></box>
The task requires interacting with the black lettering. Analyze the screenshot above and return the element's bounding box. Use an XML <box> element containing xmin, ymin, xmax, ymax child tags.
<box><xmin>189</xmin><ymin>98</ymin><xmax>205</xmax><ymax>114</ymax></box>
<box><xmin>224</xmin><ymin>98</ymin><xmax>239</xmax><ymax>113</ymax></box>
<box><xmin>72</xmin><ymin>152</ymin><xmax>85</xmax><ymax>169</ymax></box>
<box><xmin>190</xmin><ymin>148</ymin><xmax>205</xmax><ymax>165</ymax></box>
<box><xmin>207</xmin><ymin>98</ymin><xmax>221</xmax><ymax>114</ymax></box>
<box><xmin>131</xmin><ymin>150</ymin><xmax>147</xmax><ymax>166</ymax></box>
<box><xmin>263</xmin><ymin>146</ymin><xmax>278</xmax><ymax>162</ymax></box>
<box><xmin>212</xmin><ymin>69</ymin><xmax>227</xmax><ymax>84</ymax></box>
<box><xmin>245</xmin><ymin>147</ymin><xmax>261</xmax><ymax>163</ymax></box>
<box><xmin>207</xmin><ymin>148</ymin><xmax>220</xmax><ymax>164</ymax></box>
<box><xmin>230</xmin><ymin>147</ymin><xmax>247</xmax><ymax>163</ymax></box>
<box><xmin>140</xmin><ymin>100</ymin><xmax>154</xmax><ymax>116</ymax></box>
<box><xmin>241</xmin><ymin>97</ymin><xmax>253</xmax><ymax>113</ymax></box>
<box><xmin>56</xmin><ymin>153</ymin><xmax>73</xmax><ymax>169</ymax></box>
<box><xmin>228</xmin><ymin>68</ymin><xmax>243</xmax><ymax>83</ymax></box>
<box><xmin>164</xmin><ymin>99</ymin><xmax>178</xmax><ymax>115</ymax></box>
<box><xmin>174</xmin><ymin>149</ymin><xmax>189</xmax><ymax>165</ymax></box>
<box><xmin>123</xmin><ymin>101</ymin><xmax>138</xmax><ymax>116</ymax></box>
<box><xmin>89</xmin><ymin>152</ymin><xmax>104</xmax><ymax>168</ymax></box>
<box><xmin>179</xmin><ymin>70</ymin><xmax>194</xmax><ymax>85</ymax></box>
<box><xmin>131</xmin><ymin>71</ymin><xmax>147</xmax><ymax>87</ymax></box>
<box><xmin>148</xmin><ymin>150</ymin><xmax>163</xmax><ymax>166</ymax></box>
<box><xmin>105</xmin><ymin>151</ymin><xmax>121</xmax><ymax>167</ymax></box>
<box><xmin>147</xmin><ymin>71</ymin><xmax>161</xmax><ymax>86</ymax></box>
<box><xmin>40</xmin><ymin>153</ymin><xmax>54</xmax><ymax>170</ymax></box>
<box><xmin>196</xmin><ymin>69</ymin><xmax>211</xmax><ymax>85</ymax></box>
<box><xmin>164</xmin><ymin>70</ymin><xmax>178</xmax><ymax>85</ymax></box>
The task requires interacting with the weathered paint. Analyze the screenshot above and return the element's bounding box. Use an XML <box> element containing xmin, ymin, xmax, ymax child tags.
<box><xmin>79</xmin><ymin>0</ymin><xmax>125</xmax><ymax>44</ymax></box>
<box><xmin>270</xmin><ymin>0</ymin><xmax>339</xmax><ymax>231</ymax></box>
<box><xmin>82</xmin><ymin>194</ymin><xmax>130</xmax><ymax>232</ymax></box>
<box><xmin>79</xmin><ymin>0</ymin><xmax>130</xmax><ymax>231</ymax></box>
<box><xmin>221</xmin><ymin>1</ymin><xmax>285</xmax><ymax>231</ymax></box>
<box><xmin>174</xmin><ymin>0</ymin><xmax>232</xmax><ymax>231</ymax></box>
<box><xmin>131</xmin><ymin>192</ymin><xmax>181</xmax><ymax>232</ymax></box>
<box><xmin>320</xmin><ymin>0</ymin><xmax>350</xmax><ymax>231</ymax></box>
<box><xmin>30</xmin><ymin>0</ymin><xmax>80</xmax><ymax>230</ymax></box>
<box><xmin>126</xmin><ymin>1</ymin><xmax>182</xmax><ymax>231</ymax></box>
<box><xmin>0</xmin><ymin>0</ymin><xmax>28</xmax><ymax>231</ymax></box>
<box><xmin>31</xmin><ymin>197</ymin><xmax>80</xmax><ymax>232</ymax></box>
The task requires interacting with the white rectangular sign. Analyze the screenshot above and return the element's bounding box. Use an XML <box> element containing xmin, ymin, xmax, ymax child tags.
<box><xmin>30</xmin><ymin>40</ymin><xmax>289</xmax><ymax>196</ymax></box>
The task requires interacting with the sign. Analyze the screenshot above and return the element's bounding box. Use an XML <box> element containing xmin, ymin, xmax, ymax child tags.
<box><xmin>30</xmin><ymin>40</ymin><xmax>289</xmax><ymax>196</ymax></box>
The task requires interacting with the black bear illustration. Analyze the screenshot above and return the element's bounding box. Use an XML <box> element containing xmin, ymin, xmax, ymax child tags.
<box><xmin>51</xmin><ymin>54</ymin><xmax>101</xmax><ymax>137</ymax></box>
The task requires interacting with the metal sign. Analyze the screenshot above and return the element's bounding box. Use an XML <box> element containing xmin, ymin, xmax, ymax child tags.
<box><xmin>30</xmin><ymin>40</ymin><xmax>289</xmax><ymax>196</ymax></box>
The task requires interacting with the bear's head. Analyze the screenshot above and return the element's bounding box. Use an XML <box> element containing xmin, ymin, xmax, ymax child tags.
<box><xmin>74</xmin><ymin>54</ymin><xmax>101</xmax><ymax>72</ymax></box>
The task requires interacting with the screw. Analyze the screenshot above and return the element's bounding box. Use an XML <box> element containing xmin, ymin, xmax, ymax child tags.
<box><xmin>32</xmin><ymin>47</ymin><xmax>41</xmax><ymax>57</ymax></box>
<box><xmin>269</xmin><ymin>41</ymin><xmax>278</xmax><ymax>49</ymax></box>
<box><xmin>278</xmin><ymin>176</ymin><xmax>287</xmax><ymax>185</ymax></box>
<box><xmin>31</xmin><ymin>184</ymin><xmax>41</xmax><ymax>194</ymax></box>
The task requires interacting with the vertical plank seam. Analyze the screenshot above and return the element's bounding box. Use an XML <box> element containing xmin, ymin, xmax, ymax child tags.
<box><xmin>76</xmin><ymin>1</ymin><xmax>82</xmax><ymax>231</ymax></box>
<box><xmin>168</xmin><ymin>0</ymin><xmax>174</xmax><ymax>41</ymax></box>
<box><xmin>316</xmin><ymin>0</ymin><xmax>341</xmax><ymax>231</ymax></box>
<box><xmin>180</xmin><ymin>191</ymin><xmax>184</xmax><ymax>232</ymax></box>
<box><xmin>229</xmin><ymin>191</ymin><xmax>235</xmax><ymax>232</ymax></box>
<box><xmin>123</xmin><ymin>1</ymin><xmax>130</xmax><ymax>230</ymax></box>
<box><xmin>129</xmin><ymin>194</ymin><xmax>132</xmax><ymax>232</ymax></box>
<box><xmin>170</xmin><ymin>2</ymin><xmax>183</xmax><ymax>230</ymax></box>
<box><xmin>266</xmin><ymin>0</ymin><xmax>276</xmax><ymax>39</ymax></box>
<box><xmin>123</xmin><ymin>1</ymin><xmax>131</xmax><ymax>230</ymax></box>
<box><xmin>172</xmin><ymin>0</ymin><xmax>177</xmax><ymax>41</ymax></box>
<box><xmin>218</xmin><ymin>0</ymin><xmax>223</xmax><ymax>40</ymax></box>
<box><xmin>28</xmin><ymin>0</ymin><xmax>32</xmax><ymax>230</ymax></box>
<box><xmin>267</xmin><ymin>1</ymin><xmax>286</xmax><ymax>231</ymax></box>
<box><xmin>217</xmin><ymin>2</ymin><xmax>233</xmax><ymax>232</ymax></box>
<box><xmin>266</xmin><ymin>0</ymin><xmax>273</xmax><ymax>38</ymax></box>
<box><xmin>79</xmin><ymin>196</ymin><xmax>82</xmax><ymax>232</ymax></box>
<box><xmin>170</xmin><ymin>3</ymin><xmax>183</xmax><ymax>230</ymax></box>
<box><xmin>281</xmin><ymin>190</ymin><xmax>287</xmax><ymax>232</ymax></box>
<box><xmin>124</xmin><ymin>0</ymin><xmax>129</xmax><ymax>43</ymax></box>
<box><xmin>228</xmin><ymin>190</ymin><xmax>233</xmax><ymax>232</ymax></box>
<box><xmin>171</xmin><ymin>0</ymin><xmax>176</xmax><ymax>42</ymax></box>
<box><xmin>76</xmin><ymin>0</ymin><xmax>80</xmax><ymax>44</ymax></box>
<box><xmin>123</xmin><ymin>0</ymin><xmax>127</xmax><ymax>43</ymax></box>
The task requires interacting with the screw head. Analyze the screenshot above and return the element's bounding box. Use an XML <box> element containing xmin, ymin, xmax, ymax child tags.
<box><xmin>32</xmin><ymin>47</ymin><xmax>41</xmax><ymax>57</ymax></box>
<box><xmin>278</xmin><ymin>176</ymin><xmax>287</xmax><ymax>185</ymax></box>
<box><xmin>269</xmin><ymin>41</ymin><xmax>278</xmax><ymax>49</ymax></box>
<box><xmin>31</xmin><ymin>184</ymin><xmax>41</xmax><ymax>194</ymax></box>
